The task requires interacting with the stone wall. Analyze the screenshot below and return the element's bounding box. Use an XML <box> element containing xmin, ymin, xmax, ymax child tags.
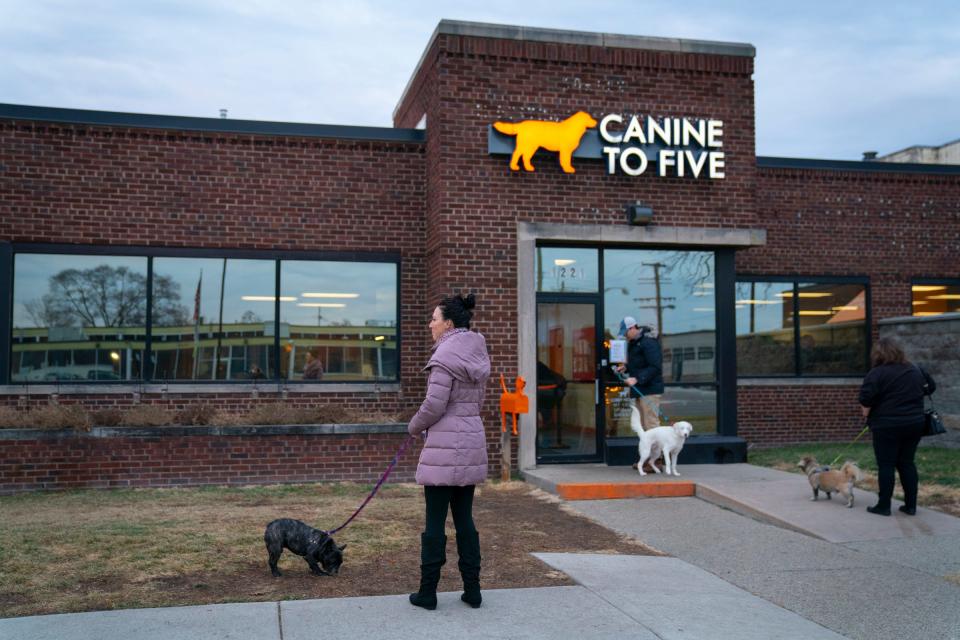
<box><xmin>879</xmin><ymin>313</ymin><xmax>960</xmax><ymax>422</ymax></box>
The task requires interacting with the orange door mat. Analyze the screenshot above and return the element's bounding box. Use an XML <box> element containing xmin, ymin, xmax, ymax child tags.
<box><xmin>555</xmin><ymin>482</ymin><xmax>696</xmax><ymax>501</ymax></box>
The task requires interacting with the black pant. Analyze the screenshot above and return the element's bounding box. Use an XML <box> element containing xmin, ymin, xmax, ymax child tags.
<box><xmin>871</xmin><ymin>422</ymin><xmax>924</xmax><ymax>510</ymax></box>
<box><xmin>423</xmin><ymin>485</ymin><xmax>476</xmax><ymax>537</ymax></box>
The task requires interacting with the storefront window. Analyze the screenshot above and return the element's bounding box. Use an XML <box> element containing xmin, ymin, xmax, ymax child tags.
<box><xmin>736</xmin><ymin>279</ymin><xmax>868</xmax><ymax>376</ymax></box>
<box><xmin>535</xmin><ymin>247</ymin><xmax>599</xmax><ymax>293</ymax></box>
<box><xmin>603</xmin><ymin>385</ymin><xmax>717</xmax><ymax>437</ymax></box>
<box><xmin>151</xmin><ymin>258</ymin><xmax>276</xmax><ymax>381</ymax></box>
<box><xmin>735</xmin><ymin>281</ymin><xmax>794</xmax><ymax>375</ymax></box>
<box><xmin>10</xmin><ymin>250</ymin><xmax>398</xmax><ymax>384</ymax></box>
<box><xmin>796</xmin><ymin>282</ymin><xmax>867</xmax><ymax>375</ymax></box>
<box><xmin>279</xmin><ymin>261</ymin><xmax>398</xmax><ymax>381</ymax></box>
<box><xmin>11</xmin><ymin>254</ymin><xmax>147</xmax><ymax>382</ymax></box>
<box><xmin>912</xmin><ymin>281</ymin><xmax>960</xmax><ymax>316</ymax></box>
<box><xmin>604</xmin><ymin>249</ymin><xmax>716</xmax><ymax>384</ymax></box>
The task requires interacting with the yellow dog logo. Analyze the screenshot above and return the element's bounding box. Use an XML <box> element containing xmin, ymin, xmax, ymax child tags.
<box><xmin>493</xmin><ymin>111</ymin><xmax>597</xmax><ymax>174</ymax></box>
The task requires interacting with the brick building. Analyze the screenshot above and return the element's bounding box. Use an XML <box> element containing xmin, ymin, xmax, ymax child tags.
<box><xmin>2</xmin><ymin>20</ymin><xmax>959</xmax><ymax>491</ymax></box>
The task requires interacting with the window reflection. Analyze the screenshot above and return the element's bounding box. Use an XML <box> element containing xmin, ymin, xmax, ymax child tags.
<box><xmin>150</xmin><ymin>258</ymin><xmax>276</xmax><ymax>381</ymax></box>
<box><xmin>604</xmin><ymin>385</ymin><xmax>717</xmax><ymax>436</ymax></box>
<box><xmin>735</xmin><ymin>282</ymin><xmax>794</xmax><ymax>375</ymax></box>
<box><xmin>11</xmin><ymin>254</ymin><xmax>147</xmax><ymax>382</ymax></box>
<box><xmin>735</xmin><ymin>280</ymin><xmax>867</xmax><ymax>376</ymax></box>
<box><xmin>796</xmin><ymin>282</ymin><xmax>866</xmax><ymax>375</ymax></box>
<box><xmin>603</xmin><ymin>249</ymin><xmax>716</xmax><ymax>384</ymax></box>
<box><xmin>279</xmin><ymin>261</ymin><xmax>398</xmax><ymax>381</ymax></box>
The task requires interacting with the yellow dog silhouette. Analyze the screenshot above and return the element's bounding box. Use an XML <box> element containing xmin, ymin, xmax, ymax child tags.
<box><xmin>493</xmin><ymin>111</ymin><xmax>597</xmax><ymax>174</ymax></box>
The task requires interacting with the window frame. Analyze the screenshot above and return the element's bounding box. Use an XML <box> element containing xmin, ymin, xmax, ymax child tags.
<box><xmin>734</xmin><ymin>275</ymin><xmax>871</xmax><ymax>378</ymax></box>
<box><xmin>3</xmin><ymin>243</ymin><xmax>401</xmax><ymax>385</ymax></box>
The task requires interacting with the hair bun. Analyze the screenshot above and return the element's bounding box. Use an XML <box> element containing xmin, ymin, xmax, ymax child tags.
<box><xmin>461</xmin><ymin>293</ymin><xmax>476</xmax><ymax>310</ymax></box>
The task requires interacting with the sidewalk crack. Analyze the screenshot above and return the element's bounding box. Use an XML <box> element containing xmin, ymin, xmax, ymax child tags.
<box><xmin>277</xmin><ymin>601</ymin><xmax>284</xmax><ymax>640</ymax></box>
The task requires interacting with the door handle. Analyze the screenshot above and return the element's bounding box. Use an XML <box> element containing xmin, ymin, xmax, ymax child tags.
<box><xmin>595</xmin><ymin>379</ymin><xmax>599</xmax><ymax>405</ymax></box>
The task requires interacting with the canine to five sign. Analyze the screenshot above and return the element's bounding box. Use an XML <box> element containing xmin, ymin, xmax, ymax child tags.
<box><xmin>489</xmin><ymin>111</ymin><xmax>725</xmax><ymax>179</ymax></box>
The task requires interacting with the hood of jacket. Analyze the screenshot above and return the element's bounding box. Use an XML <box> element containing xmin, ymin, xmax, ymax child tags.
<box><xmin>427</xmin><ymin>330</ymin><xmax>490</xmax><ymax>383</ymax></box>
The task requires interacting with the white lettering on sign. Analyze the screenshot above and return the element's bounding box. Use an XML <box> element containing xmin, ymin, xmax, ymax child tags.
<box><xmin>597</xmin><ymin>115</ymin><xmax>725</xmax><ymax>179</ymax></box>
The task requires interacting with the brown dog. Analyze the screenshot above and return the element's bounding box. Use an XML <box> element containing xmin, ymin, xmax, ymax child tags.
<box><xmin>797</xmin><ymin>456</ymin><xmax>862</xmax><ymax>508</ymax></box>
<box><xmin>493</xmin><ymin>111</ymin><xmax>597</xmax><ymax>173</ymax></box>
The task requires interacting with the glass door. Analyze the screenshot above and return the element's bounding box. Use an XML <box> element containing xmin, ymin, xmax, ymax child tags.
<box><xmin>536</xmin><ymin>300</ymin><xmax>602</xmax><ymax>462</ymax></box>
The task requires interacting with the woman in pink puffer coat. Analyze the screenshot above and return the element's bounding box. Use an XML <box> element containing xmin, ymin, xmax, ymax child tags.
<box><xmin>407</xmin><ymin>293</ymin><xmax>490</xmax><ymax>611</ymax></box>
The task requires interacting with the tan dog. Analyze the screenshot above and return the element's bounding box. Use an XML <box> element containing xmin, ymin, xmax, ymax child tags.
<box><xmin>797</xmin><ymin>456</ymin><xmax>862</xmax><ymax>508</ymax></box>
<box><xmin>493</xmin><ymin>111</ymin><xmax>597</xmax><ymax>173</ymax></box>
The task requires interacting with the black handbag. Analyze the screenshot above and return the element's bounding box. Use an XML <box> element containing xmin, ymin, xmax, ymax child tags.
<box><xmin>916</xmin><ymin>364</ymin><xmax>945</xmax><ymax>437</ymax></box>
<box><xmin>923</xmin><ymin>404</ymin><xmax>946</xmax><ymax>437</ymax></box>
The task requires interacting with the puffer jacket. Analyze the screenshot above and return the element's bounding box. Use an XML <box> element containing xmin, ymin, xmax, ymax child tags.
<box><xmin>408</xmin><ymin>328</ymin><xmax>490</xmax><ymax>486</ymax></box>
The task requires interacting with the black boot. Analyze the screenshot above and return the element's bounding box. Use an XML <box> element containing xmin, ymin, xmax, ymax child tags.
<box><xmin>409</xmin><ymin>533</ymin><xmax>446</xmax><ymax>610</ymax></box>
<box><xmin>456</xmin><ymin>530</ymin><xmax>482</xmax><ymax>608</ymax></box>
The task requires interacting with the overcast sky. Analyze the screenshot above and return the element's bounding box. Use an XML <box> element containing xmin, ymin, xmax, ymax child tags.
<box><xmin>2</xmin><ymin>1</ymin><xmax>958</xmax><ymax>160</ymax></box>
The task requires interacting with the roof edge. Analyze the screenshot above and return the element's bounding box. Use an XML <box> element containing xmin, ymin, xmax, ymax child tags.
<box><xmin>0</xmin><ymin>103</ymin><xmax>425</xmax><ymax>144</ymax></box>
<box><xmin>392</xmin><ymin>19</ymin><xmax>756</xmax><ymax>123</ymax></box>
<box><xmin>758</xmin><ymin>155</ymin><xmax>960</xmax><ymax>176</ymax></box>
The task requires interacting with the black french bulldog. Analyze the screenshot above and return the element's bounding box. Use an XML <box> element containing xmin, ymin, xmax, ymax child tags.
<box><xmin>264</xmin><ymin>518</ymin><xmax>346</xmax><ymax>577</ymax></box>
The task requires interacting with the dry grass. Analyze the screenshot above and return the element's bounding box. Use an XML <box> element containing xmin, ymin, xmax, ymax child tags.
<box><xmin>119</xmin><ymin>405</ymin><xmax>174</xmax><ymax>427</ymax></box>
<box><xmin>0</xmin><ymin>481</ymin><xmax>652</xmax><ymax>619</ymax></box>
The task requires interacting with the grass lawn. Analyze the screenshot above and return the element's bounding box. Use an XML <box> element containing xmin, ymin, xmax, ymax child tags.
<box><xmin>748</xmin><ymin>442</ymin><xmax>960</xmax><ymax>516</ymax></box>
<box><xmin>0</xmin><ymin>481</ymin><xmax>654</xmax><ymax>619</ymax></box>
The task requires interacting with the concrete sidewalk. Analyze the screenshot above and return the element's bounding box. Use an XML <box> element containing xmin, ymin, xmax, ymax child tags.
<box><xmin>0</xmin><ymin>558</ymin><xmax>847</xmax><ymax>640</ymax></box>
<box><xmin>2</xmin><ymin>463</ymin><xmax>958</xmax><ymax>640</ymax></box>
<box><xmin>525</xmin><ymin>463</ymin><xmax>960</xmax><ymax>640</ymax></box>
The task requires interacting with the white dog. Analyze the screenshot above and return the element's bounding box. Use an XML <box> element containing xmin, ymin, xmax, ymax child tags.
<box><xmin>629</xmin><ymin>405</ymin><xmax>693</xmax><ymax>476</ymax></box>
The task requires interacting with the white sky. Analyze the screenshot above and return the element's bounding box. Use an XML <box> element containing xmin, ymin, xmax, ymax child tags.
<box><xmin>1</xmin><ymin>0</ymin><xmax>959</xmax><ymax>160</ymax></box>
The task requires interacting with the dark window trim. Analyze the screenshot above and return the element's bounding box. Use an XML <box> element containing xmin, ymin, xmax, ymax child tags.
<box><xmin>7</xmin><ymin>243</ymin><xmax>401</xmax><ymax>386</ymax></box>
<box><xmin>735</xmin><ymin>274</ymin><xmax>872</xmax><ymax>378</ymax></box>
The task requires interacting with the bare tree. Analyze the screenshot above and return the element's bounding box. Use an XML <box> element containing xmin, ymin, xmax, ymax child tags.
<box><xmin>25</xmin><ymin>265</ymin><xmax>187</xmax><ymax>327</ymax></box>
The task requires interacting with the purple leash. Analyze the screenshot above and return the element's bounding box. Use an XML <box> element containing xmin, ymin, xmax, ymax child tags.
<box><xmin>324</xmin><ymin>434</ymin><xmax>415</xmax><ymax>536</ymax></box>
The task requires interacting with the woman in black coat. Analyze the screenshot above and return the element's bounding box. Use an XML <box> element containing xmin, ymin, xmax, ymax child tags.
<box><xmin>858</xmin><ymin>337</ymin><xmax>935</xmax><ymax>516</ymax></box>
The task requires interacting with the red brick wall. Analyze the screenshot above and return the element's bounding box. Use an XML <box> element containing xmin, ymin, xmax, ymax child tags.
<box><xmin>396</xmin><ymin>33</ymin><xmax>757</xmax><ymax>462</ymax></box>
<box><xmin>738</xmin><ymin>385</ymin><xmax>865</xmax><ymax>446</ymax></box>
<box><xmin>0</xmin><ymin>430</ymin><xmax>418</xmax><ymax>494</ymax></box>
<box><xmin>0</xmin><ymin>118</ymin><xmax>444</xmax><ymax>483</ymax></box>
<box><xmin>738</xmin><ymin>167</ymin><xmax>960</xmax><ymax>442</ymax></box>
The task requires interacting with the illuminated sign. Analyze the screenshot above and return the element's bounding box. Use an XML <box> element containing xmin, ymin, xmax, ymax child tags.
<box><xmin>489</xmin><ymin>111</ymin><xmax>725</xmax><ymax>179</ymax></box>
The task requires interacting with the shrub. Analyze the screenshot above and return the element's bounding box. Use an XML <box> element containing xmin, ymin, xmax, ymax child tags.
<box><xmin>91</xmin><ymin>408</ymin><xmax>124</xmax><ymax>426</ymax></box>
<box><xmin>0</xmin><ymin>406</ymin><xmax>26</xmax><ymax>428</ymax></box>
<box><xmin>243</xmin><ymin>403</ymin><xmax>301</xmax><ymax>425</ymax></box>
<box><xmin>29</xmin><ymin>404</ymin><xmax>93</xmax><ymax>431</ymax></box>
<box><xmin>120</xmin><ymin>404</ymin><xmax>174</xmax><ymax>427</ymax></box>
<box><xmin>176</xmin><ymin>404</ymin><xmax>218</xmax><ymax>426</ymax></box>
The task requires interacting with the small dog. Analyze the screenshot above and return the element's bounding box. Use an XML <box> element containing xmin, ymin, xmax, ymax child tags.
<box><xmin>797</xmin><ymin>456</ymin><xmax>863</xmax><ymax>508</ymax></box>
<box><xmin>264</xmin><ymin>518</ymin><xmax>346</xmax><ymax>577</ymax></box>
<box><xmin>629</xmin><ymin>405</ymin><xmax>693</xmax><ymax>476</ymax></box>
<box><xmin>493</xmin><ymin>111</ymin><xmax>598</xmax><ymax>173</ymax></box>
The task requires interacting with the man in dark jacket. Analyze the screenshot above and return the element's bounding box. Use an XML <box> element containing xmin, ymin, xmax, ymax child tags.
<box><xmin>617</xmin><ymin>315</ymin><xmax>664</xmax><ymax>430</ymax></box>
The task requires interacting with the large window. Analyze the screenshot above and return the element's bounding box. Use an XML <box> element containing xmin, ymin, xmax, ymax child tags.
<box><xmin>604</xmin><ymin>249</ymin><xmax>716</xmax><ymax>384</ymax></box>
<box><xmin>279</xmin><ymin>261</ymin><xmax>397</xmax><ymax>381</ymax></box>
<box><xmin>12</xmin><ymin>254</ymin><xmax>148</xmax><ymax>382</ymax></box>
<box><xmin>912</xmin><ymin>280</ymin><xmax>960</xmax><ymax>317</ymax></box>
<box><xmin>736</xmin><ymin>279</ymin><xmax>868</xmax><ymax>377</ymax></box>
<box><xmin>10</xmin><ymin>249</ymin><xmax>398</xmax><ymax>383</ymax></box>
<box><xmin>150</xmin><ymin>258</ymin><xmax>276</xmax><ymax>381</ymax></box>
<box><xmin>603</xmin><ymin>249</ymin><xmax>717</xmax><ymax>436</ymax></box>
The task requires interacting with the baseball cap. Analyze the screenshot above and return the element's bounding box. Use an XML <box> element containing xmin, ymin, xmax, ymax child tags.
<box><xmin>617</xmin><ymin>315</ymin><xmax>638</xmax><ymax>337</ymax></box>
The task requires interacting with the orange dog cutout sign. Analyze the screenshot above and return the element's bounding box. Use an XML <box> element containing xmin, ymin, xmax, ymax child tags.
<box><xmin>492</xmin><ymin>111</ymin><xmax>597</xmax><ymax>174</ymax></box>
<box><xmin>499</xmin><ymin>374</ymin><xmax>529</xmax><ymax>435</ymax></box>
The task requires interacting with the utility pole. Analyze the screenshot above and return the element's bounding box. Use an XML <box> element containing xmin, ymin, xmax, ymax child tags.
<box><xmin>636</xmin><ymin>262</ymin><xmax>674</xmax><ymax>339</ymax></box>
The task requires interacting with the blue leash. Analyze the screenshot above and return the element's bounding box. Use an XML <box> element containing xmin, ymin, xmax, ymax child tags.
<box><xmin>613</xmin><ymin>368</ymin><xmax>670</xmax><ymax>424</ymax></box>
